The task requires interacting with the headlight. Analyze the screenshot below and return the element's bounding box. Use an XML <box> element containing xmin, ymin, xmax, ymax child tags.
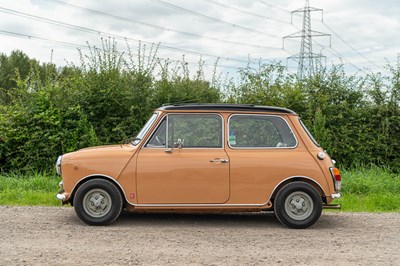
<box><xmin>56</xmin><ymin>155</ymin><xmax>62</xmax><ymax>175</ymax></box>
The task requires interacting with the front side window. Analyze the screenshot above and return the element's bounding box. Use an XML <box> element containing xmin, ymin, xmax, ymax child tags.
<box><xmin>228</xmin><ymin>115</ymin><xmax>297</xmax><ymax>148</ymax></box>
<box><xmin>133</xmin><ymin>113</ymin><xmax>158</xmax><ymax>145</ymax></box>
<box><xmin>167</xmin><ymin>114</ymin><xmax>223</xmax><ymax>148</ymax></box>
<box><xmin>146</xmin><ymin>114</ymin><xmax>223</xmax><ymax>148</ymax></box>
<box><xmin>146</xmin><ymin>118</ymin><xmax>167</xmax><ymax>147</ymax></box>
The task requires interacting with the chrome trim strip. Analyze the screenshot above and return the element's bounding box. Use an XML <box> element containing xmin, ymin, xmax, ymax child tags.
<box><xmin>227</xmin><ymin>114</ymin><xmax>298</xmax><ymax>149</ymax></box>
<box><xmin>135</xmin><ymin>203</ymin><xmax>266</xmax><ymax>207</ymax></box>
<box><xmin>132</xmin><ymin>112</ymin><xmax>159</xmax><ymax>146</ymax></box>
<box><xmin>133</xmin><ymin>176</ymin><xmax>324</xmax><ymax>208</ymax></box>
<box><xmin>71</xmin><ymin>175</ymin><xmax>325</xmax><ymax>208</ymax></box>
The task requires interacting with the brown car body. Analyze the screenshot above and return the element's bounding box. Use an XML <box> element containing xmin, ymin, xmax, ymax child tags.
<box><xmin>56</xmin><ymin>104</ymin><xmax>341</xmax><ymax>228</ymax></box>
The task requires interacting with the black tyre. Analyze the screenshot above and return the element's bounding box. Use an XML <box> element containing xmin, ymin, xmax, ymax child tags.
<box><xmin>73</xmin><ymin>179</ymin><xmax>123</xmax><ymax>226</ymax></box>
<box><xmin>274</xmin><ymin>181</ymin><xmax>322</xmax><ymax>229</ymax></box>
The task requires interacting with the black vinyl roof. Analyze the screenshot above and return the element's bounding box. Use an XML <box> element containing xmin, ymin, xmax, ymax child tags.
<box><xmin>158</xmin><ymin>104</ymin><xmax>296</xmax><ymax>114</ymax></box>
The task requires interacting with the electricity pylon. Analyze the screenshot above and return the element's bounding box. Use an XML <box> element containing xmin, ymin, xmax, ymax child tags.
<box><xmin>283</xmin><ymin>0</ymin><xmax>331</xmax><ymax>79</ymax></box>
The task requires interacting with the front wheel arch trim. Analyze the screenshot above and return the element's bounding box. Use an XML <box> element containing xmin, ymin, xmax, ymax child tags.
<box><xmin>69</xmin><ymin>174</ymin><xmax>131</xmax><ymax>207</ymax></box>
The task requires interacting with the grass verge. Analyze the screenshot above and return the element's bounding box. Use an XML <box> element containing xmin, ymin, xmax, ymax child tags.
<box><xmin>0</xmin><ymin>172</ymin><xmax>60</xmax><ymax>206</ymax></box>
<box><xmin>0</xmin><ymin>168</ymin><xmax>399</xmax><ymax>212</ymax></box>
<box><xmin>333</xmin><ymin>167</ymin><xmax>400</xmax><ymax>212</ymax></box>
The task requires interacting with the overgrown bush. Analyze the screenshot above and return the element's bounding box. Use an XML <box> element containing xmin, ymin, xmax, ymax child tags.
<box><xmin>0</xmin><ymin>40</ymin><xmax>400</xmax><ymax>173</ymax></box>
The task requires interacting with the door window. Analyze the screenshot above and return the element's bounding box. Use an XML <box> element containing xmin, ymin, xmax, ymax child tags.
<box><xmin>168</xmin><ymin>114</ymin><xmax>223</xmax><ymax>148</ymax></box>
<box><xmin>146</xmin><ymin>114</ymin><xmax>223</xmax><ymax>148</ymax></box>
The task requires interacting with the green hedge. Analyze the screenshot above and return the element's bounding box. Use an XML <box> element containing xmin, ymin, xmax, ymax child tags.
<box><xmin>1</xmin><ymin>41</ymin><xmax>400</xmax><ymax>173</ymax></box>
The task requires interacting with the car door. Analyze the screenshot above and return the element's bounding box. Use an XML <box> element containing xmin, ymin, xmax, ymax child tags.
<box><xmin>136</xmin><ymin>113</ymin><xmax>230</xmax><ymax>204</ymax></box>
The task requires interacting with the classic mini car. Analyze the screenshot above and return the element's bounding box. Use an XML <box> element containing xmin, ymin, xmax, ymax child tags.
<box><xmin>56</xmin><ymin>104</ymin><xmax>341</xmax><ymax>228</ymax></box>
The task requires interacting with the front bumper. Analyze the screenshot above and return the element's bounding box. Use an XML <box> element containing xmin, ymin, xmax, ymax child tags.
<box><xmin>56</xmin><ymin>191</ymin><xmax>70</xmax><ymax>204</ymax></box>
<box><xmin>56</xmin><ymin>193</ymin><xmax>67</xmax><ymax>201</ymax></box>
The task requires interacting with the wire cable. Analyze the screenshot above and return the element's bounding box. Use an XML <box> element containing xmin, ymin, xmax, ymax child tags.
<box><xmin>41</xmin><ymin>0</ymin><xmax>281</xmax><ymax>51</ymax></box>
<box><xmin>323</xmin><ymin>22</ymin><xmax>382</xmax><ymax>70</ymax></box>
<box><xmin>147</xmin><ymin>0</ymin><xmax>280</xmax><ymax>38</ymax></box>
<box><xmin>0</xmin><ymin>29</ymin><xmax>247</xmax><ymax>70</ymax></box>
<box><xmin>0</xmin><ymin>7</ymin><xmax>253</xmax><ymax>64</ymax></box>
<box><xmin>200</xmin><ymin>0</ymin><xmax>288</xmax><ymax>24</ymax></box>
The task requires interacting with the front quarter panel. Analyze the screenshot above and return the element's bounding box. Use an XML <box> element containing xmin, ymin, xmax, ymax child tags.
<box><xmin>61</xmin><ymin>144</ymin><xmax>137</xmax><ymax>202</ymax></box>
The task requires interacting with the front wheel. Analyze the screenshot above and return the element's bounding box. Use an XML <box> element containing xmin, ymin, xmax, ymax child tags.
<box><xmin>274</xmin><ymin>181</ymin><xmax>322</xmax><ymax>229</ymax></box>
<box><xmin>73</xmin><ymin>179</ymin><xmax>123</xmax><ymax>226</ymax></box>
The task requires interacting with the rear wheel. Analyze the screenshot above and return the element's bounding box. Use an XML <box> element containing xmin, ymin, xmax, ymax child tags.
<box><xmin>274</xmin><ymin>181</ymin><xmax>322</xmax><ymax>229</ymax></box>
<box><xmin>73</xmin><ymin>179</ymin><xmax>123</xmax><ymax>225</ymax></box>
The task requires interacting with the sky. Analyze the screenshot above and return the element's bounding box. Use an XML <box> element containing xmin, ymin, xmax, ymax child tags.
<box><xmin>0</xmin><ymin>0</ymin><xmax>399</xmax><ymax>79</ymax></box>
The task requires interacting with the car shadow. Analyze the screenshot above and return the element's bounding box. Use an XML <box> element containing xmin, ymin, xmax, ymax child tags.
<box><xmin>115</xmin><ymin>211</ymin><xmax>283</xmax><ymax>228</ymax></box>
<box><xmin>61</xmin><ymin>208</ymin><xmax>342</xmax><ymax>229</ymax></box>
<box><xmin>115</xmin><ymin>210</ymin><xmax>343</xmax><ymax>230</ymax></box>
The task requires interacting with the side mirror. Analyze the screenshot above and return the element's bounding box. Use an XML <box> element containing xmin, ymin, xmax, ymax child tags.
<box><xmin>165</xmin><ymin>139</ymin><xmax>184</xmax><ymax>153</ymax></box>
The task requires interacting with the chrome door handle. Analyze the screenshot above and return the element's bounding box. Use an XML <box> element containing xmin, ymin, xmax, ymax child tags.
<box><xmin>209</xmin><ymin>158</ymin><xmax>229</xmax><ymax>163</ymax></box>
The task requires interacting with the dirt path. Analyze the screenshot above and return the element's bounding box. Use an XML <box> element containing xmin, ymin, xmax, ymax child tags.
<box><xmin>0</xmin><ymin>206</ymin><xmax>399</xmax><ymax>265</ymax></box>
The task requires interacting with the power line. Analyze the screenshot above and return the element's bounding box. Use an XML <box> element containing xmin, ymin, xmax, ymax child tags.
<box><xmin>147</xmin><ymin>0</ymin><xmax>280</xmax><ymax>38</ymax></box>
<box><xmin>257</xmin><ymin>0</ymin><xmax>293</xmax><ymax>14</ymax></box>
<box><xmin>41</xmin><ymin>0</ymin><xmax>281</xmax><ymax>51</ymax></box>
<box><xmin>0</xmin><ymin>29</ymin><xmax>88</xmax><ymax>49</ymax></box>
<box><xmin>0</xmin><ymin>29</ymin><xmax>246</xmax><ymax>70</ymax></box>
<box><xmin>0</xmin><ymin>7</ymin><xmax>253</xmax><ymax>64</ymax></box>
<box><xmin>325</xmin><ymin>46</ymin><xmax>365</xmax><ymax>73</ymax></box>
<box><xmin>285</xmin><ymin>22</ymin><xmax>364</xmax><ymax>72</ymax></box>
<box><xmin>201</xmin><ymin>0</ymin><xmax>288</xmax><ymax>24</ymax></box>
<box><xmin>322</xmin><ymin>22</ymin><xmax>382</xmax><ymax>70</ymax></box>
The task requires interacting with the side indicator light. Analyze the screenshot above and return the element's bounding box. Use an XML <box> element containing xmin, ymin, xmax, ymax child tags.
<box><xmin>130</xmin><ymin>193</ymin><xmax>135</xmax><ymax>199</ymax></box>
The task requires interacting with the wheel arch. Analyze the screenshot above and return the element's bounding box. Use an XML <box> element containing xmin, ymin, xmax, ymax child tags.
<box><xmin>270</xmin><ymin>176</ymin><xmax>327</xmax><ymax>205</ymax></box>
<box><xmin>69</xmin><ymin>174</ymin><xmax>127</xmax><ymax>206</ymax></box>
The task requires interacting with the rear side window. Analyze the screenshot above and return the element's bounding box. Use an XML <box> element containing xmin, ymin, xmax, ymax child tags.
<box><xmin>228</xmin><ymin>115</ymin><xmax>297</xmax><ymax>148</ymax></box>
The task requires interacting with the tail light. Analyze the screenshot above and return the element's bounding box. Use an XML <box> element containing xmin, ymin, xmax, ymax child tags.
<box><xmin>330</xmin><ymin>167</ymin><xmax>342</xmax><ymax>191</ymax></box>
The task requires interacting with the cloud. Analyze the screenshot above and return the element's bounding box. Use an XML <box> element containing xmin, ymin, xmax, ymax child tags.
<box><xmin>0</xmin><ymin>0</ymin><xmax>398</xmax><ymax>76</ymax></box>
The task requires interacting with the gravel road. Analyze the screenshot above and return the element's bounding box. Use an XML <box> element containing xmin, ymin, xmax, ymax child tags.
<box><xmin>0</xmin><ymin>206</ymin><xmax>399</xmax><ymax>265</ymax></box>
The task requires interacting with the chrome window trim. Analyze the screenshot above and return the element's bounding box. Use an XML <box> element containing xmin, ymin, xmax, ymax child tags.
<box><xmin>143</xmin><ymin>113</ymin><xmax>225</xmax><ymax>149</ymax></box>
<box><xmin>143</xmin><ymin>115</ymin><xmax>168</xmax><ymax>149</ymax></box>
<box><xmin>227</xmin><ymin>114</ymin><xmax>298</xmax><ymax>150</ymax></box>
<box><xmin>132</xmin><ymin>112</ymin><xmax>159</xmax><ymax>146</ymax></box>
<box><xmin>299</xmin><ymin>118</ymin><xmax>320</xmax><ymax>147</ymax></box>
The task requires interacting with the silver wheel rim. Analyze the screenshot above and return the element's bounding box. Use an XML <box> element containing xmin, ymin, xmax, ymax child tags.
<box><xmin>284</xmin><ymin>191</ymin><xmax>313</xmax><ymax>221</ymax></box>
<box><xmin>82</xmin><ymin>188</ymin><xmax>112</xmax><ymax>218</ymax></box>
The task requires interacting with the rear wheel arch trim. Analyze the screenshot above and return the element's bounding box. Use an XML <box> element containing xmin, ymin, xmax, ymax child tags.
<box><xmin>270</xmin><ymin>176</ymin><xmax>326</xmax><ymax>202</ymax></box>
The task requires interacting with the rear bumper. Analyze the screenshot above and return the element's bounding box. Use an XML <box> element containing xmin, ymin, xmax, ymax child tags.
<box><xmin>323</xmin><ymin>192</ymin><xmax>342</xmax><ymax>209</ymax></box>
<box><xmin>323</xmin><ymin>204</ymin><xmax>341</xmax><ymax>209</ymax></box>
